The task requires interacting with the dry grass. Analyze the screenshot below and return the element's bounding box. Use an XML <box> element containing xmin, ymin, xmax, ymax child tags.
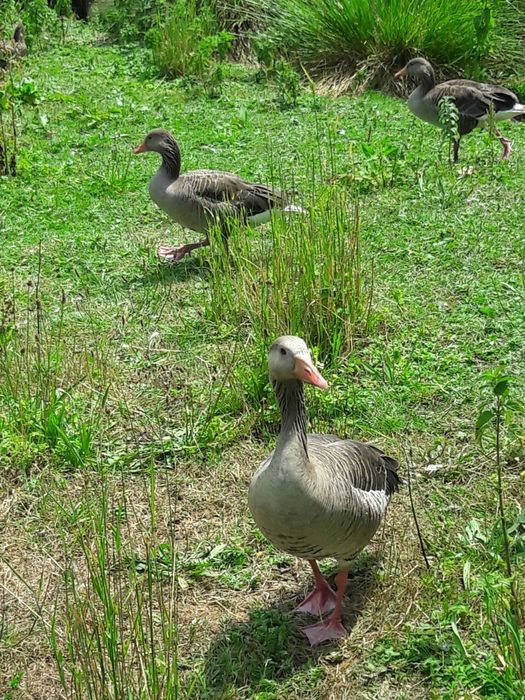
<box><xmin>0</xmin><ymin>434</ymin><xmax>447</xmax><ymax>699</ymax></box>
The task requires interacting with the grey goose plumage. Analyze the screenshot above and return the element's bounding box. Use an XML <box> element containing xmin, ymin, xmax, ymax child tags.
<box><xmin>395</xmin><ymin>57</ymin><xmax>525</xmax><ymax>161</ymax></box>
<box><xmin>134</xmin><ymin>128</ymin><xmax>304</xmax><ymax>262</ymax></box>
<box><xmin>248</xmin><ymin>336</ymin><xmax>400</xmax><ymax>645</ymax></box>
<box><xmin>0</xmin><ymin>23</ymin><xmax>27</xmax><ymax>68</ymax></box>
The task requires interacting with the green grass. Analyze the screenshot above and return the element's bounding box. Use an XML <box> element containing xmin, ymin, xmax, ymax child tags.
<box><xmin>0</xmin><ymin>19</ymin><xmax>524</xmax><ymax>700</ymax></box>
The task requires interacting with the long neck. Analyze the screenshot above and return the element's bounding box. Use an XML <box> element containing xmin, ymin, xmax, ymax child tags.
<box><xmin>160</xmin><ymin>138</ymin><xmax>181</xmax><ymax>179</ymax></box>
<box><xmin>417</xmin><ymin>66</ymin><xmax>435</xmax><ymax>93</ymax></box>
<box><xmin>13</xmin><ymin>25</ymin><xmax>23</xmax><ymax>42</ymax></box>
<box><xmin>272</xmin><ymin>378</ymin><xmax>308</xmax><ymax>462</ymax></box>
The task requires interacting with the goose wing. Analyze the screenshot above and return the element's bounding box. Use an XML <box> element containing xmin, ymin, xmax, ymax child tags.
<box><xmin>434</xmin><ymin>80</ymin><xmax>519</xmax><ymax>121</ymax></box>
<box><xmin>431</xmin><ymin>82</ymin><xmax>491</xmax><ymax>119</ymax></box>
<box><xmin>446</xmin><ymin>80</ymin><xmax>518</xmax><ymax>112</ymax></box>
<box><xmin>309</xmin><ymin>436</ymin><xmax>400</xmax><ymax>497</ymax></box>
<box><xmin>177</xmin><ymin>170</ymin><xmax>284</xmax><ymax>217</ymax></box>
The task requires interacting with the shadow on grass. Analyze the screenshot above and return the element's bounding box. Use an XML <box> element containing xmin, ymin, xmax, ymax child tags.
<box><xmin>130</xmin><ymin>257</ymin><xmax>210</xmax><ymax>287</ymax></box>
<box><xmin>200</xmin><ymin>554</ymin><xmax>379</xmax><ymax>697</ymax></box>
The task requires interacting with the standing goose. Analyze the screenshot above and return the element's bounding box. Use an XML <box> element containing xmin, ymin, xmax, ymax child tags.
<box><xmin>395</xmin><ymin>57</ymin><xmax>525</xmax><ymax>161</ymax></box>
<box><xmin>0</xmin><ymin>23</ymin><xmax>26</xmax><ymax>68</ymax></box>
<box><xmin>134</xmin><ymin>128</ymin><xmax>304</xmax><ymax>262</ymax></box>
<box><xmin>249</xmin><ymin>336</ymin><xmax>400</xmax><ymax>646</ymax></box>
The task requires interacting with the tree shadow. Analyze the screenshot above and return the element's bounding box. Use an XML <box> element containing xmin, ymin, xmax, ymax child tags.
<box><xmin>200</xmin><ymin>553</ymin><xmax>380</xmax><ymax>697</ymax></box>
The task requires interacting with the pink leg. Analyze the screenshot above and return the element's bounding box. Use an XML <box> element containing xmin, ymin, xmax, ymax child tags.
<box><xmin>294</xmin><ymin>560</ymin><xmax>337</xmax><ymax>616</ymax></box>
<box><xmin>302</xmin><ymin>570</ymin><xmax>349</xmax><ymax>646</ymax></box>
<box><xmin>157</xmin><ymin>238</ymin><xmax>209</xmax><ymax>263</ymax></box>
<box><xmin>500</xmin><ymin>137</ymin><xmax>512</xmax><ymax>160</ymax></box>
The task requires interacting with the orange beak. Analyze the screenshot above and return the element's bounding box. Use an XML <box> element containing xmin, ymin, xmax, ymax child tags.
<box><xmin>133</xmin><ymin>142</ymin><xmax>146</xmax><ymax>154</ymax></box>
<box><xmin>394</xmin><ymin>67</ymin><xmax>407</xmax><ymax>79</ymax></box>
<box><xmin>293</xmin><ymin>355</ymin><xmax>328</xmax><ymax>389</ymax></box>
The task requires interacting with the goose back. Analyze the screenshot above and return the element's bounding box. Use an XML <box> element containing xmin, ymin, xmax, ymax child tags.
<box><xmin>0</xmin><ymin>23</ymin><xmax>26</xmax><ymax>65</ymax></box>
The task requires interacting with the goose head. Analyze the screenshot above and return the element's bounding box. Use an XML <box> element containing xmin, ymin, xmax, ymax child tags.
<box><xmin>134</xmin><ymin>128</ymin><xmax>176</xmax><ymax>155</ymax></box>
<box><xmin>13</xmin><ymin>23</ymin><xmax>25</xmax><ymax>42</ymax></box>
<box><xmin>394</xmin><ymin>57</ymin><xmax>435</xmax><ymax>84</ymax></box>
<box><xmin>268</xmin><ymin>336</ymin><xmax>328</xmax><ymax>389</ymax></box>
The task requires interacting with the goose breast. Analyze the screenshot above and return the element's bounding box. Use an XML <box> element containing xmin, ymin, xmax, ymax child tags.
<box><xmin>249</xmin><ymin>437</ymin><xmax>396</xmax><ymax>566</ymax></box>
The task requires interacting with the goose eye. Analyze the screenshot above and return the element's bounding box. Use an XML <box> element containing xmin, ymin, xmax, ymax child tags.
<box><xmin>280</xmin><ymin>348</ymin><xmax>286</xmax><ymax>356</ymax></box>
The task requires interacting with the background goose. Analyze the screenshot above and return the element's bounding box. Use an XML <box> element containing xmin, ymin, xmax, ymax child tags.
<box><xmin>248</xmin><ymin>336</ymin><xmax>400</xmax><ymax>645</ymax></box>
<box><xmin>0</xmin><ymin>23</ymin><xmax>26</xmax><ymax>68</ymax></box>
<box><xmin>134</xmin><ymin>128</ymin><xmax>305</xmax><ymax>262</ymax></box>
<box><xmin>395</xmin><ymin>57</ymin><xmax>525</xmax><ymax>161</ymax></box>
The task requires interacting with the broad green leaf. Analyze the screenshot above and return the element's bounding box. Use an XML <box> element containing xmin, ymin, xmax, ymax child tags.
<box><xmin>475</xmin><ymin>409</ymin><xmax>494</xmax><ymax>441</ymax></box>
<box><xmin>493</xmin><ymin>378</ymin><xmax>509</xmax><ymax>397</ymax></box>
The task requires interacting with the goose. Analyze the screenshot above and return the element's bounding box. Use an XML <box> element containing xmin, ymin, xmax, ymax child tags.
<box><xmin>134</xmin><ymin>128</ymin><xmax>305</xmax><ymax>262</ymax></box>
<box><xmin>0</xmin><ymin>23</ymin><xmax>27</xmax><ymax>68</ymax></box>
<box><xmin>395</xmin><ymin>57</ymin><xmax>525</xmax><ymax>161</ymax></box>
<box><xmin>248</xmin><ymin>336</ymin><xmax>400</xmax><ymax>646</ymax></box>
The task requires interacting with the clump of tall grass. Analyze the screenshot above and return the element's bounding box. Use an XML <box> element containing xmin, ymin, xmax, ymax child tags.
<box><xmin>256</xmin><ymin>0</ymin><xmax>525</xmax><ymax>93</ymax></box>
<box><xmin>205</xmin><ymin>182</ymin><xmax>372</xmax><ymax>376</ymax></box>
<box><xmin>150</xmin><ymin>0</ymin><xmax>234</xmax><ymax>87</ymax></box>
<box><xmin>97</xmin><ymin>0</ymin><xmax>254</xmax><ymax>52</ymax></box>
<box><xmin>48</xmin><ymin>471</ymin><xmax>181</xmax><ymax>699</ymax></box>
<box><xmin>0</xmin><ymin>276</ymin><xmax>107</xmax><ymax>473</ymax></box>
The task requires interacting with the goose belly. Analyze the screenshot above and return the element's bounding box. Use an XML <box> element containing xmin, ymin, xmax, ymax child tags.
<box><xmin>249</xmin><ymin>474</ymin><xmax>387</xmax><ymax>564</ymax></box>
<box><xmin>148</xmin><ymin>174</ymin><xmax>207</xmax><ymax>233</ymax></box>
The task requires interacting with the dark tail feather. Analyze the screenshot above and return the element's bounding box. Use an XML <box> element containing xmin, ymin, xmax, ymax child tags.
<box><xmin>249</xmin><ymin>183</ymin><xmax>285</xmax><ymax>209</ymax></box>
<box><xmin>383</xmin><ymin>455</ymin><xmax>402</xmax><ymax>496</ymax></box>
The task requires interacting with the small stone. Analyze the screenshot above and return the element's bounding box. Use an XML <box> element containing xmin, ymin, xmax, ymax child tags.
<box><xmin>423</xmin><ymin>463</ymin><xmax>445</xmax><ymax>474</ymax></box>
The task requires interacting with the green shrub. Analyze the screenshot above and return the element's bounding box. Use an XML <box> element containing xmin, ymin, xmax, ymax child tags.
<box><xmin>97</xmin><ymin>0</ymin><xmax>255</xmax><ymax>46</ymax></box>
<box><xmin>97</xmin><ymin>0</ymin><xmax>164</xmax><ymax>40</ymax></box>
<box><xmin>151</xmin><ymin>0</ymin><xmax>234</xmax><ymax>88</ymax></box>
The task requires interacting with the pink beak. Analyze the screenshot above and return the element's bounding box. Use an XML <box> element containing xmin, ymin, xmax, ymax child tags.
<box><xmin>293</xmin><ymin>355</ymin><xmax>328</xmax><ymax>389</ymax></box>
<box><xmin>133</xmin><ymin>142</ymin><xmax>146</xmax><ymax>154</ymax></box>
<box><xmin>394</xmin><ymin>67</ymin><xmax>407</xmax><ymax>79</ymax></box>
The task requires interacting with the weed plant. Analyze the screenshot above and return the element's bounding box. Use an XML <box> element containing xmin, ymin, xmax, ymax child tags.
<box><xmin>46</xmin><ymin>470</ymin><xmax>180</xmax><ymax>699</ymax></box>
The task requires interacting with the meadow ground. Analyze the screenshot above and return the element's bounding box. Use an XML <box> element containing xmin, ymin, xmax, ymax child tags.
<box><xmin>1</xmin><ymin>24</ymin><xmax>524</xmax><ymax>700</ymax></box>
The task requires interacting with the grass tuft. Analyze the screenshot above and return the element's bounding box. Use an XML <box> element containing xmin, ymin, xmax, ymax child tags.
<box><xmin>259</xmin><ymin>0</ymin><xmax>525</xmax><ymax>93</ymax></box>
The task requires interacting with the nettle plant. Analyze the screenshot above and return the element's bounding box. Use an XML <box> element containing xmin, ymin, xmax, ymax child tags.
<box><xmin>438</xmin><ymin>95</ymin><xmax>460</xmax><ymax>162</ymax></box>
<box><xmin>252</xmin><ymin>36</ymin><xmax>301</xmax><ymax>108</ymax></box>
<box><xmin>0</xmin><ymin>75</ymin><xmax>39</xmax><ymax>175</ymax></box>
<box><xmin>475</xmin><ymin>372</ymin><xmax>524</xmax><ymax>620</ymax></box>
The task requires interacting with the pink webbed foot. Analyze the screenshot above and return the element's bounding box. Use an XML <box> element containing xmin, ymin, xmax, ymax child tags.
<box><xmin>157</xmin><ymin>244</ymin><xmax>189</xmax><ymax>263</ymax></box>
<box><xmin>294</xmin><ymin>583</ymin><xmax>337</xmax><ymax>616</ymax></box>
<box><xmin>302</xmin><ymin>618</ymin><xmax>348</xmax><ymax>646</ymax></box>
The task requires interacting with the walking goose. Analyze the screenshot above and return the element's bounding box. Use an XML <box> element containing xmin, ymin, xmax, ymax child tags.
<box><xmin>0</xmin><ymin>23</ymin><xmax>26</xmax><ymax>68</ymax></box>
<box><xmin>134</xmin><ymin>128</ymin><xmax>304</xmax><ymax>262</ymax></box>
<box><xmin>395</xmin><ymin>57</ymin><xmax>525</xmax><ymax>161</ymax></box>
<box><xmin>248</xmin><ymin>336</ymin><xmax>400</xmax><ymax>646</ymax></box>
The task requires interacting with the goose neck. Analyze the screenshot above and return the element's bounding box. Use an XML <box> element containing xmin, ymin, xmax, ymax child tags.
<box><xmin>160</xmin><ymin>138</ymin><xmax>181</xmax><ymax>179</ymax></box>
<box><xmin>417</xmin><ymin>66</ymin><xmax>435</xmax><ymax>93</ymax></box>
<box><xmin>272</xmin><ymin>378</ymin><xmax>308</xmax><ymax>460</ymax></box>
